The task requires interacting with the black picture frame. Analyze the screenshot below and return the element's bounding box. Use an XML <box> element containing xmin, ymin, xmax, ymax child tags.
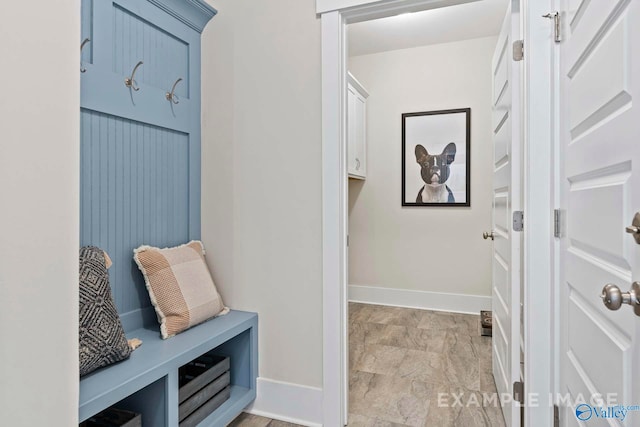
<box><xmin>401</xmin><ymin>108</ymin><xmax>471</xmax><ymax>207</ymax></box>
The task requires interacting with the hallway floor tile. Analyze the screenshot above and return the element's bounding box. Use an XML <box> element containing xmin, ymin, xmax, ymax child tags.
<box><xmin>228</xmin><ymin>303</ymin><xmax>506</xmax><ymax>427</ymax></box>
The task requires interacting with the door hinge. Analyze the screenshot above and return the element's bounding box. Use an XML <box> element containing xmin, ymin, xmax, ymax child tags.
<box><xmin>554</xmin><ymin>209</ymin><xmax>562</xmax><ymax>237</ymax></box>
<box><xmin>543</xmin><ymin>11</ymin><xmax>561</xmax><ymax>43</ymax></box>
<box><xmin>513</xmin><ymin>211</ymin><xmax>524</xmax><ymax>232</ymax></box>
<box><xmin>347</xmin><ymin>235</ymin><xmax>349</xmax><ymax>247</ymax></box>
<box><xmin>513</xmin><ymin>40</ymin><xmax>524</xmax><ymax>61</ymax></box>
<box><xmin>554</xmin><ymin>404</ymin><xmax>560</xmax><ymax>427</ymax></box>
<box><xmin>513</xmin><ymin>381</ymin><xmax>525</xmax><ymax>404</ymax></box>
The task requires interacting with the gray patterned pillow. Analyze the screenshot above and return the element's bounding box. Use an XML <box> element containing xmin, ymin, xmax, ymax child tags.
<box><xmin>79</xmin><ymin>246</ymin><xmax>132</xmax><ymax>376</ymax></box>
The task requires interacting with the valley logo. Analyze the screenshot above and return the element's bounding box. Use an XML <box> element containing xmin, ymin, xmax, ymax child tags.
<box><xmin>575</xmin><ymin>403</ymin><xmax>640</xmax><ymax>422</ymax></box>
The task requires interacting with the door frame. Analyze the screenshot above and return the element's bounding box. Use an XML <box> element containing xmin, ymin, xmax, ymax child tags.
<box><xmin>522</xmin><ymin>0</ymin><xmax>556</xmax><ymax>426</ymax></box>
<box><xmin>319</xmin><ymin>0</ymin><xmax>555</xmax><ymax>425</ymax></box>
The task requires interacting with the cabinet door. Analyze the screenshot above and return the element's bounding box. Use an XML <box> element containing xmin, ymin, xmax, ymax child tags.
<box><xmin>347</xmin><ymin>82</ymin><xmax>366</xmax><ymax>179</ymax></box>
<box><xmin>347</xmin><ymin>85</ymin><xmax>358</xmax><ymax>177</ymax></box>
<box><xmin>353</xmin><ymin>90</ymin><xmax>366</xmax><ymax>178</ymax></box>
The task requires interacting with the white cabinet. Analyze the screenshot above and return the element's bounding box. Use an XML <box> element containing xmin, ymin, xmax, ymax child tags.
<box><xmin>347</xmin><ymin>72</ymin><xmax>368</xmax><ymax>180</ymax></box>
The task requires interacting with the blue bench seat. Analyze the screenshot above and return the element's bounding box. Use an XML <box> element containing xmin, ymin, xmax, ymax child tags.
<box><xmin>80</xmin><ymin>310</ymin><xmax>258</xmax><ymax>426</ymax></box>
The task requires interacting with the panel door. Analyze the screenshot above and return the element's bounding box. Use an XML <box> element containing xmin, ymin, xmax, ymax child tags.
<box><xmin>353</xmin><ymin>88</ymin><xmax>366</xmax><ymax>178</ymax></box>
<box><xmin>491</xmin><ymin>2</ymin><xmax>522</xmax><ymax>427</ymax></box>
<box><xmin>558</xmin><ymin>0</ymin><xmax>640</xmax><ymax>425</ymax></box>
<box><xmin>347</xmin><ymin>72</ymin><xmax>368</xmax><ymax>180</ymax></box>
<box><xmin>347</xmin><ymin>83</ymin><xmax>366</xmax><ymax>179</ymax></box>
<box><xmin>347</xmin><ymin>83</ymin><xmax>358</xmax><ymax>177</ymax></box>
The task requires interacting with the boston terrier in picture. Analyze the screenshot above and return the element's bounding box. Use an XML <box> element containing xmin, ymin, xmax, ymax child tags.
<box><xmin>415</xmin><ymin>142</ymin><xmax>457</xmax><ymax>203</ymax></box>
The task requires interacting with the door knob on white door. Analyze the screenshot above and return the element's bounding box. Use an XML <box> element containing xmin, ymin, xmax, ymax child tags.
<box><xmin>601</xmin><ymin>282</ymin><xmax>640</xmax><ymax>316</ymax></box>
<box><xmin>483</xmin><ymin>231</ymin><xmax>495</xmax><ymax>240</ymax></box>
<box><xmin>625</xmin><ymin>212</ymin><xmax>640</xmax><ymax>244</ymax></box>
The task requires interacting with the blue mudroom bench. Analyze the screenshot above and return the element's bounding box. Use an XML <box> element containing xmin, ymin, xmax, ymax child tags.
<box><xmin>79</xmin><ymin>0</ymin><xmax>257</xmax><ymax>425</ymax></box>
<box><xmin>79</xmin><ymin>308</ymin><xmax>258</xmax><ymax>426</ymax></box>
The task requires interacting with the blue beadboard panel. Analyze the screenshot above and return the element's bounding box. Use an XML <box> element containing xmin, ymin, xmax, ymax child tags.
<box><xmin>81</xmin><ymin>0</ymin><xmax>94</xmax><ymax>65</ymax></box>
<box><xmin>80</xmin><ymin>108</ymin><xmax>190</xmax><ymax>316</ymax></box>
<box><xmin>113</xmin><ymin>4</ymin><xmax>189</xmax><ymax>98</ymax></box>
<box><xmin>81</xmin><ymin>0</ymin><xmax>202</xmax><ymax>324</ymax></box>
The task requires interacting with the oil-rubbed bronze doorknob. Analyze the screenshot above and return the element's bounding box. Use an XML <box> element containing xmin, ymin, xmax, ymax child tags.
<box><xmin>483</xmin><ymin>231</ymin><xmax>495</xmax><ymax>241</ymax></box>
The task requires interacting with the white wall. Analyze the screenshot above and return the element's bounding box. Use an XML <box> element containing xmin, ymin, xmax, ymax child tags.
<box><xmin>202</xmin><ymin>0</ymin><xmax>323</xmax><ymax>411</ymax></box>
<box><xmin>0</xmin><ymin>1</ymin><xmax>80</xmax><ymax>425</ymax></box>
<box><xmin>348</xmin><ymin>36</ymin><xmax>497</xmax><ymax>304</ymax></box>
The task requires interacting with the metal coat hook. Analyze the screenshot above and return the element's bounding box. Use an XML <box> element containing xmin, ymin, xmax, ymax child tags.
<box><xmin>80</xmin><ymin>38</ymin><xmax>91</xmax><ymax>73</ymax></box>
<box><xmin>165</xmin><ymin>78</ymin><xmax>183</xmax><ymax>104</ymax></box>
<box><xmin>125</xmin><ymin>61</ymin><xmax>144</xmax><ymax>91</ymax></box>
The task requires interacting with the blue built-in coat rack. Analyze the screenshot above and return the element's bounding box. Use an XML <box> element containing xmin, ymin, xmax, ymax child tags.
<box><xmin>79</xmin><ymin>1</ymin><xmax>259</xmax><ymax>426</ymax></box>
<box><xmin>80</xmin><ymin>0</ymin><xmax>213</xmax><ymax>330</ymax></box>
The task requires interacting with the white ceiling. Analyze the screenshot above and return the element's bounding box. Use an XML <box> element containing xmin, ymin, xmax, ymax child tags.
<box><xmin>348</xmin><ymin>0</ymin><xmax>509</xmax><ymax>57</ymax></box>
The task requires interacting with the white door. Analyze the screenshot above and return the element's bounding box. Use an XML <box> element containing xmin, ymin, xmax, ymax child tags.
<box><xmin>491</xmin><ymin>3</ymin><xmax>522</xmax><ymax>427</ymax></box>
<box><xmin>353</xmin><ymin>91</ymin><xmax>366</xmax><ymax>177</ymax></box>
<box><xmin>347</xmin><ymin>73</ymin><xmax>368</xmax><ymax>179</ymax></box>
<box><xmin>347</xmin><ymin>82</ymin><xmax>358</xmax><ymax>176</ymax></box>
<box><xmin>558</xmin><ymin>0</ymin><xmax>640</xmax><ymax>425</ymax></box>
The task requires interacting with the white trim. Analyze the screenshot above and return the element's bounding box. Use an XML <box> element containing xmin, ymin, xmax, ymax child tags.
<box><xmin>321</xmin><ymin>10</ymin><xmax>348</xmax><ymax>427</ymax></box>
<box><xmin>349</xmin><ymin>285</ymin><xmax>491</xmax><ymax>314</ymax></box>
<box><xmin>347</xmin><ymin>72</ymin><xmax>369</xmax><ymax>98</ymax></box>
<box><xmin>523</xmin><ymin>0</ymin><xmax>555</xmax><ymax>426</ymax></box>
<box><xmin>245</xmin><ymin>378</ymin><xmax>323</xmax><ymax>427</ymax></box>
<box><xmin>317</xmin><ymin>0</ymin><xmax>377</xmax><ymax>14</ymax></box>
<box><xmin>316</xmin><ymin>0</ymin><xmax>478</xmax><ymax>16</ymax></box>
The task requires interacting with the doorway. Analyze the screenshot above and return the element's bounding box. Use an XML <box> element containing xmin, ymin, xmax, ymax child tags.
<box><xmin>320</xmin><ymin>0</ymin><xmax>556</xmax><ymax>426</ymax></box>
<box><xmin>344</xmin><ymin>1</ymin><xmax>512</xmax><ymax>425</ymax></box>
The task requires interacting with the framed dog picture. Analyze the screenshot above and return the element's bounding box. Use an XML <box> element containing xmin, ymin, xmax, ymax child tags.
<box><xmin>401</xmin><ymin>108</ymin><xmax>471</xmax><ymax>207</ymax></box>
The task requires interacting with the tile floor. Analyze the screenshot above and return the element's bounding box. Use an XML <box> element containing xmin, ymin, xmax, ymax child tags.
<box><xmin>228</xmin><ymin>413</ymin><xmax>301</xmax><ymax>427</ymax></box>
<box><xmin>228</xmin><ymin>303</ymin><xmax>506</xmax><ymax>427</ymax></box>
<box><xmin>347</xmin><ymin>303</ymin><xmax>505</xmax><ymax>427</ymax></box>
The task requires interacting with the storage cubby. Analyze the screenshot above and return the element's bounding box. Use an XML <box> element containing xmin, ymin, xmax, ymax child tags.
<box><xmin>116</xmin><ymin>378</ymin><xmax>166</xmax><ymax>426</ymax></box>
<box><xmin>81</xmin><ymin>407</ymin><xmax>142</xmax><ymax>427</ymax></box>
<box><xmin>79</xmin><ymin>311</ymin><xmax>258</xmax><ymax>426</ymax></box>
<box><xmin>212</xmin><ymin>329</ymin><xmax>253</xmax><ymax>390</ymax></box>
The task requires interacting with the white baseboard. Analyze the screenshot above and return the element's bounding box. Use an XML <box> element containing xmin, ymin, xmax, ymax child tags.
<box><xmin>244</xmin><ymin>377</ymin><xmax>323</xmax><ymax>427</ymax></box>
<box><xmin>348</xmin><ymin>284</ymin><xmax>491</xmax><ymax>314</ymax></box>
